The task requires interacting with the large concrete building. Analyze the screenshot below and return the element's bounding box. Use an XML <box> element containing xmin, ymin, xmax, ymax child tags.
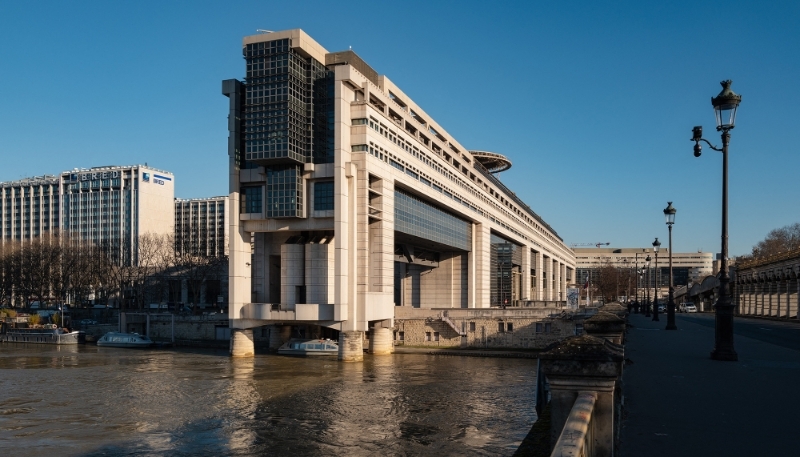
<box><xmin>1</xmin><ymin>165</ymin><xmax>175</xmax><ymax>265</ymax></box>
<box><xmin>222</xmin><ymin>29</ymin><xmax>574</xmax><ymax>359</ymax></box>
<box><xmin>574</xmin><ymin>247</ymin><xmax>714</xmax><ymax>297</ymax></box>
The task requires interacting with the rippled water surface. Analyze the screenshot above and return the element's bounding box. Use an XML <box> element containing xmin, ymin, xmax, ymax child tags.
<box><xmin>0</xmin><ymin>344</ymin><xmax>537</xmax><ymax>456</ymax></box>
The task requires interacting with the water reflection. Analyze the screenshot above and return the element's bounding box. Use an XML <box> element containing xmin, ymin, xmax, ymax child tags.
<box><xmin>0</xmin><ymin>346</ymin><xmax>537</xmax><ymax>456</ymax></box>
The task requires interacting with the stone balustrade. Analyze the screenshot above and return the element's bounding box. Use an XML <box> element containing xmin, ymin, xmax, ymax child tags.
<box><xmin>538</xmin><ymin>331</ymin><xmax>624</xmax><ymax>456</ymax></box>
<box><xmin>550</xmin><ymin>391</ymin><xmax>597</xmax><ymax>457</ymax></box>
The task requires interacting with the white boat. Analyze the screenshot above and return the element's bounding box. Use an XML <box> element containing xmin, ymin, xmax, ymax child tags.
<box><xmin>97</xmin><ymin>332</ymin><xmax>153</xmax><ymax>348</ymax></box>
<box><xmin>278</xmin><ymin>339</ymin><xmax>339</xmax><ymax>356</ymax></box>
<box><xmin>2</xmin><ymin>325</ymin><xmax>80</xmax><ymax>345</ymax></box>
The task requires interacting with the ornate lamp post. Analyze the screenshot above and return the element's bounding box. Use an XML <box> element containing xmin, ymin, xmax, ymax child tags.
<box><xmin>664</xmin><ymin>202</ymin><xmax>678</xmax><ymax>330</ymax></box>
<box><xmin>644</xmin><ymin>255</ymin><xmax>652</xmax><ymax>317</ymax></box>
<box><xmin>691</xmin><ymin>80</ymin><xmax>741</xmax><ymax>361</ymax></box>
<box><xmin>652</xmin><ymin>238</ymin><xmax>661</xmax><ymax>321</ymax></box>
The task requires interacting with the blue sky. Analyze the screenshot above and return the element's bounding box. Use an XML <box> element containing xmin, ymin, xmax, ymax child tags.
<box><xmin>1</xmin><ymin>1</ymin><xmax>798</xmax><ymax>257</ymax></box>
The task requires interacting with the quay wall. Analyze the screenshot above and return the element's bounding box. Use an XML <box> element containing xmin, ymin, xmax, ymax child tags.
<box><xmin>393</xmin><ymin>308</ymin><xmax>591</xmax><ymax>349</ymax></box>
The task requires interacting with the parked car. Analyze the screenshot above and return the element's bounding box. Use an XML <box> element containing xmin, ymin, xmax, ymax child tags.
<box><xmin>684</xmin><ymin>303</ymin><xmax>697</xmax><ymax>313</ymax></box>
<box><xmin>657</xmin><ymin>304</ymin><xmax>666</xmax><ymax>313</ymax></box>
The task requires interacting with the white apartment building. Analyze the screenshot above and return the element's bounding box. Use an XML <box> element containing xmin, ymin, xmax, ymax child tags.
<box><xmin>1</xmin><ymin>165</ymin><xmax>175</xmax><ymax>265</ymax></box>
<box><xmin>175</xmin><ymin>196</ymin><xmax>228</xmax><ymax>257</ymax></box>
<box><xmin>223</xmin><ymin>29</ymin><xmax>575</xmax><ymax>358</ymax></box>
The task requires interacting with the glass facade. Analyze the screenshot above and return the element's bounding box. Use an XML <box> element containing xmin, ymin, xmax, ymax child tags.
<box><xmin>241</xmin><ymin>186</ymin><xmax>263</xmax><ymax>214</ymax></box>
<box><xmin>313</xmin><ymin>181</ymin><xmax>334</xmax><ymax>211</ymax></box>
<box><xmin>490</xmin><ymin>233</ymin><xmax>522</xmax><ymax>307</ymax></box>
<box><xmin>242</xmin><ymin>37</ymin><xmax>334</xmax><ymax>218</ymax></box>
<box><xmin>263</xmin><ymin>166</ymin><xmax>301</xmax><ymax>218</ymax></box>
<box><xmin>394</xmin><ymin>190</ymin><xmax>471</xmax><ymax>251</ymax></box>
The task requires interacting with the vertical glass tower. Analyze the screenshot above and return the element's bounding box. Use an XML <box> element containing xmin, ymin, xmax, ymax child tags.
<box><xmin>242</xmin><ymin>36</ymin><xmax>334</xmax><ymax>218</ymax></box>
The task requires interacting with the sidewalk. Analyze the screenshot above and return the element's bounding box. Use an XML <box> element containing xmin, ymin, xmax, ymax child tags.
<box><xmin>620</xmin><ymin>313</ymin><xmax>800</xmax><ymax>456</ymax></box>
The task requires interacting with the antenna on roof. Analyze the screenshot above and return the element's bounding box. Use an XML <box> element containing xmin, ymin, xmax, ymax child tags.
<box><xmin>256</xmin><ymin>29</ymin><xmax>274</xmax><ymax>34</ymax></box>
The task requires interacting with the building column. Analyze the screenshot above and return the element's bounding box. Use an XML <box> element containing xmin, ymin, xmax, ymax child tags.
<box><xmin>535</xmin><ymin>250</ymin><xmax>544</xmax><ymax>301</ymax></box>
<box><xmin>473</xmin><ymin>224</ymin><xmax>492</xmax><ymax>308</ymax></box>
<box><xmin>339</xmin><ymin>330</ymin><xmax>364</xmax><ymax>361</ymax></box>
<box><xmin>560</xmin><ymin>262</ymin><xmax>567</xmax><ymax>302</ymax></box>
<box><xmin>521</xmin><ymin>247</ymin><xmax>531</xmax><ymax>302</ymax></box>
<box><xmin>368</xmin><ymin>327</ymin><xmax>393</xmax><ymax>355</ymax></box>
<box><xmin>553</xmin><ymin>260</ymin><xmax>562</xmax><ymax>302</ymax></box>
<box><xmin>785</xmin><ymin>277</ymin><xmax>791</xmax><ymax>318</ymax></box>
<box><xmin>230</xmin><ymin>329</ymin><xmax>254</xmax><ymax>357</ymax></box>
<box><xmin>543</xmin><ymin>255</ymin><xmax>551</xmax><ymax>301</ymax></box>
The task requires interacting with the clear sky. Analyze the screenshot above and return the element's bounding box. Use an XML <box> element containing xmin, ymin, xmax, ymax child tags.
<box><xmin>1</xmin><ymin>1</ymin><xmax>798</xmax><ymax>257</ymax></box>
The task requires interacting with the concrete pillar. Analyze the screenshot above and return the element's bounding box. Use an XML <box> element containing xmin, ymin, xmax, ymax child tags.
<box><xmin>280</xmin><ymin>325</ymin><xmax>292</xmax><ymax>343</ymax></box>
<box><xmin>543</xmin><ymin>256</ymin><xmax>551</xmax><ymax>301</ymax></box>
<box><xmin>521</xmin><ymin>247</ymin><xmax>531</xmax><ymax>302</ymax></box>
<box><xmin>474</xmin><ymin>224</ymin><xmax>492</xmax><ymax>308</ymax></box>
<box><xmin>230</xmin><ymin>328</ymin><xmax>255</xmax><ymax>357</ymax></box>
<box><xmin>786</xmin><ymin>278</ymin><xmax>791</xmax><ymax>318</ymax></box>
<box><xmin>339</xmin><ymin>330</ymin><xmax>364</xmax><ymax>362</ymax></box>
<box><xmin>368</xmin><ymin>327</ymin><xmax>393</xmax><ymax>355</ymax></box>
<box><xmin>268</xmin><ymin>325</ymin><xmax>283</xmax><ymax>351</ymax></box>
<box><xmin>535</xmin><ymin>251</ymin><xmax>544</xmax><ymax>301</ymax></box>
<box><xmin>554</xmin><ymin>260</ymin><xmax>562</xmax><ymax>302</ymax></box>
<box><xmin>539</xmin><ymin>335</ymin><xmax>623</xmax><ymax>457</ymax></box>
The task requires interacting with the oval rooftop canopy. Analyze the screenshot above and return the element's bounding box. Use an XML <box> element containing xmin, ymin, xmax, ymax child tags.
<box><xmin>469</xmin><ymin>150</ymin><xmax>512</xmax><ymax>173</ymax></box>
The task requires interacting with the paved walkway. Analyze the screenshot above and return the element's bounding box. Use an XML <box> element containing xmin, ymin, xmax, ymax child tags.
<box><xmin>620</xmin><ymin>312</ymin><xmax>800</xmax><ymax>456</ymax></box>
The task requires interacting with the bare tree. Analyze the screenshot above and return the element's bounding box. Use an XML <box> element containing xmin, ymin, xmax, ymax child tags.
<box><xmin>750</xmin><ymin>222</ymin><xmax>800</xmax><ymax>259</ymax></box>
<box><xmin>0</xmin><ymin>241</ymin><xmax>20</xmax><ymax>306</ymax></box>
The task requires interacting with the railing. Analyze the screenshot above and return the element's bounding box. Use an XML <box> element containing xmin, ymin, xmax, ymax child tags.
<box><xmin>551</xmin><ymin>392</ymin><xmax>598</xmax><ymax>457</ymax></box>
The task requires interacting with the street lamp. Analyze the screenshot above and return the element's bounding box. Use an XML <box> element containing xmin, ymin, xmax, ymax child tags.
<box><xmin>691</xmin><ymin>80</ymin><xmax>741</xmax><ymax>362</ymax></box>
<box><xmin>664</xmin><ymin>202</ymin><xmax>678</xmax><ymax>330</ymax></box>
<box><xmin>644</xmin><ymin>255</ymin><xmax>652</xmax><ymax>317</ymax></box>
<box><xmin>652</xmin><ymin>238</ymin><xmax>661</xmax><ymax>321</ymax></box>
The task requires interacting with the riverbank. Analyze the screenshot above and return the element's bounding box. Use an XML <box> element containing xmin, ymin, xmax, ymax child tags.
<box><xmin>394</xmin><ymin>346</ymin><xmax>541</xmax><ymax>358</ymax></box>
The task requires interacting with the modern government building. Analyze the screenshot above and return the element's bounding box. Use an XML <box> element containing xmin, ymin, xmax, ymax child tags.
<box><xmin>222</xmin><ymin>29</ymin><xmax>575</xmax><ymax>359</ymax></box>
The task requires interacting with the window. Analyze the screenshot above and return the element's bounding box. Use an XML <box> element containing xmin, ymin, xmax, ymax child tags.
<box><xmin>507</xmin><ymin>323</ymin><xmax>513</xmax><ymax>332</ymax></box>
<box><xmin>575</xmin><ymin>324</ymin><xmax>584</xmax><ymax>336</ymax></box>
<box><xmin>545</xmin><ymin>323</ymin><xmax>551</xmax><ymax>333</ymax></box>
<box><xmin>498</xmin><ymin>322</ymin><xmax>505</xmax><ymax>333</ymax></box>
<box><xmin>469</xmin><ymin>322</ymin><xmax>476</xmax><ymax>332</ymax></box>
<box><xmin>536</xmin><ymin>322</ymin><xmax>543</xmax><ymax>333</ymax></box>
<box><xmin>434</xmin><ymin>332</ymin><xmax>440</xmax><ymax>341</ymax></box>
<box><xmin>398</xmin><ymin>331</ymin><xmax>404</xmax><ymax>341</ymax></box>
<box><xmin>314</xmin><ymin>181</ymin><xmax>334</xmax><ymax>211</ymax></box>
<box><xmin>241</xmin><ymin>187</ymin><xmax>262</xmax><ymax>213</ymax></box>
<box><xmin>425</xmin><ymin>332</ymin><xmax>431</xmax><ymax>341</ymax></box>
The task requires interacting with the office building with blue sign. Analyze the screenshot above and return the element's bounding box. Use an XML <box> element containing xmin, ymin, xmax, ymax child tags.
<box><xmin>1</xmin><ymin>165</ymin><xmax>175</xmax><ymax>265</ymax></box>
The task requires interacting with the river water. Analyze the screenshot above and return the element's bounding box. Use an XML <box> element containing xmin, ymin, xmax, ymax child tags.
<box><xmin>0</xmin><ymin>344</ymin><xmax>538</xmax><ymax>456</ymax></box>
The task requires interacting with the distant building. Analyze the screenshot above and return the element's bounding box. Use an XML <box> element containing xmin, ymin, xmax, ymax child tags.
<box><xmin>574</xmin><ymin>247</ymin><xmax>714</xmax><ymax>294</ymax></box>
<box><xmin>1</xmin><ymin>165</ymin><xmax>175</xmax><ymax>265</ymax></box>
<box><xmin>0</xmin><ymin>175</ymin><xmax>60</xmax><ymax>242</ymax></box>
<box><xmin>175</xmin><ymin>196</ymin><xmax>228</xmax><ymax>257</ymax></box>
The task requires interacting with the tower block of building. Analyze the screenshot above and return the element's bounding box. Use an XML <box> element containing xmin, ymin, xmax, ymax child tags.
<box><xmin>223</xmin><ymin>29</ymin><xmax>574</xmax><ymax>359</ymax></box>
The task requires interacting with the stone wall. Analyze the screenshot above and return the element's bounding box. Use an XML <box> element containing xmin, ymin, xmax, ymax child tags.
<box><xmin>394</xmin><ymin>311</ymin><xmax>581</xmax><ymax>349</ymax></box>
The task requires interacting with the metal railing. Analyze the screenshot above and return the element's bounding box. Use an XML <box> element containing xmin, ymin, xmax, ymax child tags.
<box><xmin>551</xmin><ymin>392</ymin><xmax>597</xmax><ymax>457</ymax></box>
